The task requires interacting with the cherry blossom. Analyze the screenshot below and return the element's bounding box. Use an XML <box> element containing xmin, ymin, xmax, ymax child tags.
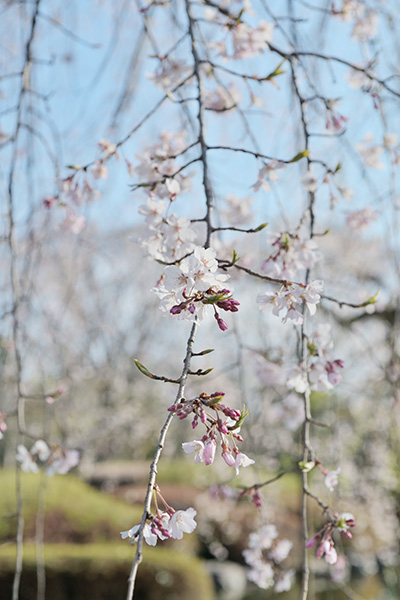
<box><xmin>182</xmin><ymin>440</ymin><xmax>205</xmax><ymax>463</ymax></box>
<box><xmin>307</xmin><ymin>324</ymin><xmax>344</xmax><ymax>392</ymax></box>
<box><xmin>98</xmin><ymin>138</ymin><xmax>117</xmax><ymax>157</ymax></box>
<box><xmin>286</xmin><ymin>365</ymin><xmax>309</xmax><ymax>394</ymax></box>
<box><xmin>121</xmin><ymin>506</ymin><xmax>197</xmax><ymax>546</ymax></box>
<box><xmin>208</xmin><ymin>19</ymin><xmax>274</xmax><ymax>61</ymax></box>
<box><xmin>203</xmin><ymin>438</ymin><xmax>217</xmax><ymax>465</ymax></box>
<box><xmin>261</xmin><ymin>232</ymin><xmax>321</xmax><ymax>280</ymax></box>
<box><xmin>16</xmin><ymin>445</ymin><xmax>40</xmax><ymax>473</ymax></box>
<box><xmin>302</xmin><ymin>169</ymin><xmax>318</xmax><ymax>193</ymax></box>
<box><xmin>16</xmin><ymin>441</ymin><xmax>79</xmax><ymax>475</ymax></box>
<box><xmin>222</xmin><ymin>194</ymin><xmax>253</xmax><ymax>225</ymax></box>
<box><xmin>91</xmin><ymin>160</ymin><xmax>108</xmax><ymax>180</ymax></box>
<box><xmin>153</xmin><ymin>246</ymin><xmax>239</xmax><ymax>328</ymax></box>
<box><xmin>121</xmin><ymin>522</ymin><xmax>159</xmax><ymax>546</ymax></box>
<box><xmin>257</xmin><ymin>280</ymin><xmax>323</xmax><ymax>324</ymax></box>
<box><xmin>346</xmin><ymin>207</ymin><xmax>378</xmax><ymax>231</ymax></box>
<box><xmin>203</xmin><ymin>83</ymin><xmax>241</xmax><ymax>112</ymax></box>
<box><xmin>147</xmin><ymin>58</ymin><xmax>191</xmax><ymax>90</ymax></box>
<box><xmin>169</xmin><ymin>508</ymin><xmax>197</xmax><ymax>539</ymax></box>
<box><xmin>356</xmin><ymin>135</ymin><xmax>385</xmax><ymax>170</ymax></box>
<box><xmin>61</xmin><ymin>207</ymin><xmax>86</xmax><ymax>235</ymax></box>
<box><xmin>244</xmin><ymin>524</ymin><xmax>294</xmax><ymax>591</ymax></box>
<box><xmin>133</xmin><ymin>131</ymin><xmax>193</xmax><ymax>199</ymax></box>
<box><xmin>234</xmin><ymin>450</ymin><xmax>255</xmax><ymax>475</ymax></box>
<box><xmin>307</xmin><ymin>514</ymin><xmax>355</xmax><ymax>565</ymax></box>
<box><xmin>252</xmin><ymin>160</ymin><xmax>285</xmax><ymax>193</ymax></box>
<box><xmin>31</xmin><ymin>439</ymin><xmax>51</xmax><ymax>461</ymax></box>
<box><xmin>46</xmin><ymin>449</ymin><xmax>80</xmax><ymax>476</ymax></box>
<box><xmin>174</xmin><ymin>391</ymin><xmax>251</xmax><ymax>473</ymax></box>
<box><xmin>352</xmin><ymin>11</ymin><xmax>378</xmax><ymax>42</ymax></box>
<box><xmin>325</xmin><ymin>468</ymin><xmax>341</xmax><ymax>492</ymax></box>
<box><xmin>0</xmin><ymin>413</ymin><xmax>7</xmax><ymax>440</ymax></box>
<box><xmin>345</xmin><ymin>66</ymin><xmax>377</xmax><ymax>91</ymax></box>
<box><xmin>274</xmin><ymin>570</ymin><xmax>296</xmax><ymax>592</ymax></box>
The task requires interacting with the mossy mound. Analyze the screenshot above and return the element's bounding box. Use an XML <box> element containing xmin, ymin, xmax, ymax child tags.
<box><xmin>0</xmin><ymin>469</ymin><xmax>142</xmax><ymax>543</ymax></box>
<box><xmin>0</xmin><ymin>543</ymin><xmax>216</xmax><ymax>600</ymax></box>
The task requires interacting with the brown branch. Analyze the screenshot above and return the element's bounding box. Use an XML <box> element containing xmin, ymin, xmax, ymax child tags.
<box><xmin>126</xmin><ymin>320</ymin><xmax>198</xmax><ymax>600</ymax></box>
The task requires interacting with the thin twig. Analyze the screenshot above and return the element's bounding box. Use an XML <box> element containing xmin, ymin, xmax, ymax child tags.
<box><xmin>125</xmin><ymin>320</ymin><xmax>198</xmax><ymax>600</ymax></box>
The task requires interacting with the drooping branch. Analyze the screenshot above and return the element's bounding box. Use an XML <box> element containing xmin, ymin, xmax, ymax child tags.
<box><xmin>126</xmin><ymin>320</ymin><xmax>198</xmax><ymax>600</ymax></box>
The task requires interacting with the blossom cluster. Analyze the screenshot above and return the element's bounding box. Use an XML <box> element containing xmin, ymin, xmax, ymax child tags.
<box><xmin>334</xmin><ymin>1</ymin><xmax>378</xmax><ymax>42</ymax></box>
<box><xmin>147</xmin><ymin>57</ymin><xmax>192</xmax><ymax>90</ymax></box>
<box><xmin>203</xmin><ymin>83</ymin><xmax>241</xmax><ymax>112</ymax></box>
<box><xmin>356</xmin><ymin>132</ymin><xmax>400</xmax><ymax>170</ymax></box>
<box><xmin>43</xmin><ymin>137</ymin><xmax>116</xmax><ymax>234</ymax></box>
<box><xmin>252</xmin><ymin>160</ymin><xmax>286</xmax><ymax>194</ymax></box>
<box><xmin>16</xmin><ymin>439</ymin><xmax>79</xmax><ymax>476</ymax></box>
<box><xmin>243</xmin><ymin>524</ymin><xmax>295</xmax><ymax>592</ymax></box>
<box><xmin>133</xmin><ymin>131</ymin><xmax>193</xmax><ymax>199</ymax></box>
<box><xmin>208</xmin><ymin>19</ymin><xmax>274</xmax><ymax>61</ymax></box>
<box><xmin>153</xmin><ymin>246</ymin><xmax>239</xmax><ymax>330</ymax></box>
<box><xmin>168</xmin><ymin>390</ymin><xmax>254</xmax><ymax>475</ymax></box>
<box><xmin>257</xmin><ymin>280</ymin><xmax>324</xmax><ymax>325</ymax></box>
<box><xmin>287</xmin><ymin>324</ymin><xmax>344</xmax><ymax>393</ymax></box>
<box><xmin>306</xmin><ymin>513</ymin><xmax>356</xmax><ymax>565</ymax></box>
<box><xmin>138</xmin><ymin>194</ymin><xmax>197</xmax><ymax>261</ymax></box>
<box><xmin>121</xmin><ymin>506</ymin><xmax>197</xmax><ymax>547</ymax></box>
<box><xmin>261</xmin><ymin>232</ymin><xmax>322</xmax><ymax>280</ymax></box>
<box><xmin>346</xmin><ymin>206</ymin><xmax>377</xmax><ymax>232</ymax></box>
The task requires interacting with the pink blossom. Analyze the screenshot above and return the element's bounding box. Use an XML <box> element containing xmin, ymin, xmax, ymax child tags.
<box><xmin>0</xmin><ymin>413</ymin><xmax>7</xmax><ymax>439</ymax></box>
<box><xmin>346</xmin><ymin>207</ymin><xmax>377</xmax><ymax>231</ymax></box>
<box><xmin>222</xmin><ymin>446</ymin><xmax>236</xmax><ymax>467</ymax></box>
<box><xmin>43</xmin><ymin>196</ymin><xmax>57</xmax><ymax>209</ymax></box>
<box><xmin>325</xmin><ymin>468</ymin><xmax>341</xmax><ymax>492</ymax></box>
<box><xmin>203</xmin><ymin>439</ymin><xmax>217</xmax><ymax>466</ymax></box>
<box><xmin>321</xmin><ymin>539</ymin><xmax>338</xmax><ymax>564</ymax></box>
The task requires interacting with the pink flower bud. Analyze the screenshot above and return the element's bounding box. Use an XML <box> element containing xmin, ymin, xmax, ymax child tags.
<box><xmin>204</xmin><ymin>439</ymin><xmax>216</xmax><ymax>466</ymax></box>
<box><xmin>222</xmin><ymin>446</ymin><xmax>235</xmax><ymax>467</ymax></box>
<box><xmin>306</xmin><ymin>532</ymin><xmax>322</xmax><ymax>548</ymax></box>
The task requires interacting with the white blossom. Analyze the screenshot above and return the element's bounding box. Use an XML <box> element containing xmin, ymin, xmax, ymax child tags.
<box><xmin>169</xmin><ymin>507</ymin><xmax>197</xmax><ymax>539</ymax></box>
<box><xmin>182</xmin><ymin>440</ymin><xmax>205</xmax><ymax>463</ymax></box>
<box><xmin>325</xmin><ymin>468</ymin><xmax>341</xmax><ymax>492</ymax></box>
<box><xmin>16</xmin><ymin>445</ymin><xmax>39</xmax><ymax>473</ymax></box>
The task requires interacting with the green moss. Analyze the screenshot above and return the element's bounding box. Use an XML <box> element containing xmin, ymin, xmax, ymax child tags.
<box><xmin>0</xmin><ymin>469</ymin><xmax>142</xmax><ymax>543</ymax></box>
<box><xmin>0</xmin><ymin>543</ymin><xmax>216</xmax><ymax>600</ymax></box>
